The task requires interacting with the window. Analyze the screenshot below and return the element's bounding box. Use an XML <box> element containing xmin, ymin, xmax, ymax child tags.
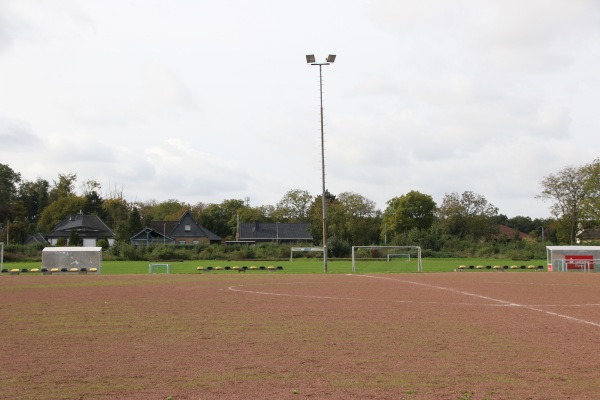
<box><xmin>184</xmin><ymin>224</ymin><xmax>191</xmax><ymax>232</ymax></box>
<box><xmin>178</xmin><ymin>240</ymin><xmax>186</xmax><ymax>245</ymax></box>
<box><xmin>193</xmin><ymin>240</ymin><xmax>200</xmax><ymax>245</ymax></box>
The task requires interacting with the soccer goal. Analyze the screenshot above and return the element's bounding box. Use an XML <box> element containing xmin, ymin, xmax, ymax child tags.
<box><xmin>351</xmin><ymin>246</ymin><xmax>422</xmax><ymax>273</ymax></box>
<box><xmin>149</xmin><ymin>263</ymin><xmax>171</xmax><ymax>274</ymax></box>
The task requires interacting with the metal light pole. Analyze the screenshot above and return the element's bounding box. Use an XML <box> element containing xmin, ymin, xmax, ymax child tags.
<box><xmin>306</xmin><ymin>54</ymin><xmax>336</xmax><ymax>273</ymax></box>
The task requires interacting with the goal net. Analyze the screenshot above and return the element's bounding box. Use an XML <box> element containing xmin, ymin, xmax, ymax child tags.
<box><xmin>149</xmin><ymin>263</ymin><xmax>171</xmax><ymax>274</ymax></box>
<box><xmin>351</xmin><ymin>246</ymin><xmax>422</xmax><ymax>273</ymax></box>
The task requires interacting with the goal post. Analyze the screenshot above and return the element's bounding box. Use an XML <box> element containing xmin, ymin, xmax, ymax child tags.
<box><xmin>352</xmin><ymin>246</ymin><xmax>422</xmax><ymax>273</ymax></box>
<box><xmin>149</xmin><ymin>263</ymin><xmax>171</xmax><ymax>274</ymax></box>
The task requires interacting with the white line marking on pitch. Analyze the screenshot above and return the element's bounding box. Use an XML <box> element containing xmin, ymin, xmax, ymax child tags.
<box><xmin>355</xmin><ymin>274</ymin><xmax>600</xmax><ymax>328</ymax></box>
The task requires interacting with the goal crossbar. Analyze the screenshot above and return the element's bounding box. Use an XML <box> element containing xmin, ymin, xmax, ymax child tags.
<box><xmin>352</xmin><ymin>246</ymin><xmax>422</xmax><ymax>273</ymax></box>
<box><xmin>149</xmin><ymin>263</ymin><xmax>171</xmax><ymax>274</ymax></box>
<box><xmin>290</xmin><ymin>247</ymin><xmax>324</xmax><ymax>261</ymax></box>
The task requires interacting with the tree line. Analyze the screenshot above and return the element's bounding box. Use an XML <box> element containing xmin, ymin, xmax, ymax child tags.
<box><xmin>1</xmin><ymin>159</ymin><xmax>599</xmax><ymax>258</ymax></box>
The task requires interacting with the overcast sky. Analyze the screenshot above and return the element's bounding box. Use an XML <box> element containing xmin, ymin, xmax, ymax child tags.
<box><xmin>1</xmin><ymin>0</ymin><xmax>599</xmax><ymax>219</ymax></box>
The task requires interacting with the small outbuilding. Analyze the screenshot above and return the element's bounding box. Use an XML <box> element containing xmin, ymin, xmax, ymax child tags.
<box><xmin>546</xmin><ymin>246</ymin><xmax>600</xmax><ymax>272</ymax></box>
<box><xmin>42</xmin><ymin>247</ymin><xmax>102</xmax><ymax>272</ymax></box>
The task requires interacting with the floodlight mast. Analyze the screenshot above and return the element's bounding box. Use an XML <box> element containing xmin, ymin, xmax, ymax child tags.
<box><xmin>306</xmin><ymin>54</ymin><xmax>336</xmax><ymax>273</ymax></box>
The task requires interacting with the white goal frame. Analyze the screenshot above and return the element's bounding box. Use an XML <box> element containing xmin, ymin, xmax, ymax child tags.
<box><xmin>352</xmin><ymin>246</ymin><xmax>422</xmax><ymax>273</ymax></box>
<box><xmin>290</xmin><ymin>247</ymin><xmax>324</xmax><ymax>261</ymax></box>
<box><xmin>149</xmin><ymin>263</ymin><xmax>171</xmax><ymax>274</ymax></box>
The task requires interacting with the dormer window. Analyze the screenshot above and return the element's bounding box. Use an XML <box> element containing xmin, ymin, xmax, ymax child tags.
<box><xmin>184</xmin><ymin>224</ymin><xmax>191</xmax><ymax>232</ymax></box>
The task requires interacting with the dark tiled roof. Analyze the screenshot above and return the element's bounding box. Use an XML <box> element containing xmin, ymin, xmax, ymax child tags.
<box><xmin>577</xmin><ymin>229</ymin><xmax>600</xmax><ymax>240</ymax></box>
<box><xmin>150</xmin><ymin>211</ymin><xmax>221</xmax><ymax>241</ymax></box>
<box><xmin>239</xmin><ymin>222</ymin><xmax>312</xmax><ymax>241</ymax></box>
<box><xmin>150</xmin><ymin>221</ymin><xmax>178</xmax><ymax>235</ymax></box>
<box><xmin>492</xmin><ymin>225</ymin><xmax>529</xmax><ymax>240</ymax></box>
<box><xmin>130</xmin><ymin>228</ymin><xmax>175</xmax><ymax>244</ymax></box>
<box><xmin>25</xmin><ymin>233</ymin><xmax>48</xmax><ymax>244</ymax></box>
<box><xmin>48</xmin><ymin>214</ymin><xmax>115</xmax><ymax>238</ymax></box>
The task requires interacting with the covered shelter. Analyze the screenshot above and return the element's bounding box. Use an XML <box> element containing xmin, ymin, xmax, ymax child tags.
<box><xmin>546</xmin><ymin>246</ymin><xmax>600</xmax><ymax>272</ymax></box>
<box><xmin>42</xmin><ymin>247</ymin><xmax>102</xmax><ymax>272</ymax></box>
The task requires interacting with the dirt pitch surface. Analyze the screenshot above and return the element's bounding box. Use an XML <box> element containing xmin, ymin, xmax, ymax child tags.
<box><xmin>2</xmin><ymin>272</ymin><xmax>600</xmax><ymax>400</ymax></box>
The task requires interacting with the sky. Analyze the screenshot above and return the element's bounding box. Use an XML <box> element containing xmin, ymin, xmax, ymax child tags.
<box><xmin>1</xmin><ymin>0</ymin><xmax>599</xmax><ymax>219</ymax></box>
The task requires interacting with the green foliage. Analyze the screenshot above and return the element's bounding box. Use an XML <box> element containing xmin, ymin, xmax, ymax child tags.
<box><xmin>115</xmin><ymin>207</ymin><xmax>143</xmax><ymax>243</ymax></box>
<box><xmin>383</xmin><ymin>191</ymin><xmax>436</xmax><ymax>239</ymax></box>
<box><xmin>50</xmin><ymin>173</ymin><xmax>77</xmax><ymax>201</ymax></box>
<box><xmin>68</xmin><ymin>230</ymin><xmax>80</xmax><ymax>246</ymax></box>
<box><xmin>17</xmin><ymin>178</ymin><xmax>50</xmax><ymax>226</ymax></box>
<box><xmin>537</xmin><ymin>159</ymin><xmax>600</xmax><ymax>244</ymax></box>
<box><xmin>197</xmin><ymin>199</ymin><xmax>245</xmax><ymax>239</ymax></box>
<box><xmin>97</xmin><ymin>238</ymin><xmax>110</xmax><ymax>250</ymax></box>
<box><xmin>37</xmin><ymin>196</ymin><xmax>87</xmax><ymax>233</ymax></box>
<box><xmin>275</xmin><ymin>189</ymin><xmax>313</xmax><ymax>222</ymax></box>
<box><xmin>0</xmin><ymin>163</ymin><xmax>21</xmax><ymax>222</ymax></box>
<box><xmin>437</xmin><ymin>191</ymin><xmax>498</xmax><ymax>240</ymax></box>
<box><xmin>328</xmin><ymin>236</ymin><xmax>351</xmax><ymax>257</ymax></box>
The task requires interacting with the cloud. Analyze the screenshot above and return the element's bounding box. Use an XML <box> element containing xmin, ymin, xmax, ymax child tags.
<box><xmin>140</xmin><ymin>138</ymin><xmax>250</xmax><ymax>200</ymax></box>
<box><xmin>72</xmin><ymin>64</ymin><xmax>196</xmax><ymax>126</ymax></box>
<box><xmin>0</xmin><ymin>115</ymin><xmax>42</xmax><ymax>148</ymax></box>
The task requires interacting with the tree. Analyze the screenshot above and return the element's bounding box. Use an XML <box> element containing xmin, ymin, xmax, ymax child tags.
<box><xmin>437</xmin><ymin>191</ymin><xmax>498</xmax><ymax>240</ymax></box>
<box><xmin>49</xmin><ymin>173</ymin><xmax>77</xmax><ymax>201</ymax></box>
<box><xmin>581</xmin><ymin>158</ymin><xmax>600</xmax><ymax>225</ymax></box>
<box><xmin>0</xmin><ymin>163</ymin><xmax>22</xmax><ymax>222</ymax></box>
<box><xmin>152</xmin><ymin>199</ymin><xmax>189</xmax><ymax>221</ymax></box>
<box><xmin>382</xmin><ymin>191</ymin><xmax>436</xmax><ymax>240</ymax></box>
<box><xmin>537</xmin><ymin>163</ymin><xmax>596</xmax><ymax>244</ymax></box>
<box><xmin>68</xmin><ymin>230</ymin><xmax>81</xmax><ymax>246</ymax></box>
<box><xmin>274</xmin><ymin>189</ymin><xmax>313</xmax><ymax>222</ymax></box>
<box><xmin>81</xmin><ymin>179</ymin><xmax>105</xmax><ymax>218</ymax></box>
<box><xmin>309</xmin><ymin>191</ymin><xmax>380</xmax><ymax>245</ymax></box>
<box><xmin>197</xmin><ymin>199</ymin><xmax>245</xmax><ymax>239</ymax></box>
<box><xmin>115</xmin><ymin>207</ymin><xmax>143</xmax><ymax>243</ymax></box>
<box><xmin>505</xmin><ymin>216</ymin><xmax>534</xmax><ymax>234</ymax></box>
<box><xmin>18</xmin><ymin>178</ymin><xmax>50</xmax><ymax>227</ymax></box>
<box><xmin>308</xmin><ymin>190</ymin><xmax>337</xmax><ymax>244</ymax></box>
<box><xmin>37</xmin><ymin>196</ymin><xmax>87</xmax><ymax>233</ymax></box>
<box><xmin>102</xmin><ymin>198</ymin><xmax>130</xmax><ymax>231</ymax></box>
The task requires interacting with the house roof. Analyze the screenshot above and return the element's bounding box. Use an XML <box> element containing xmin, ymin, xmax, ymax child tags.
<box><xmin>150</xmin><ymin>221</ymin><xmax>179</xmax><ymax>236</ymax></box>
<box><xmin>130</xmin><ymin>227</ymin><xmax>174</xmax><ymax>242</ymax></box>
<box><xmin>577</xmin><ymin>229</ymin><xmax>600</xmax><ymax>240</ymax></box>
<box><xmin>48</xmin><ymin>214</ymin><xmax>115</xmax><ymax>238</ymax></box>
<box><xmin>492</xmin><ymin>225</ymin><xmax>529</xmax><ymax>240</ymax></box>
<box><xmin>239</xmin><ymin>222</ymin><xmax>312</xmax><ymax>241</ymax></box>
<box><xmin>149</xmin><ymin>211</ymin><xmax>221</xmax><ymax>241</ymax></box>
<box><xmin>25</xmin><ymin>233</ymin><xmax>48</xmax><ymax>244</ymax></box>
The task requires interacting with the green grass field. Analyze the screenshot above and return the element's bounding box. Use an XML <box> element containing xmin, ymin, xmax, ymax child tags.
<box><xmin>2</xmin><ymin>257</ymin><xmax>548</xmax><ymax>274</ymax></box>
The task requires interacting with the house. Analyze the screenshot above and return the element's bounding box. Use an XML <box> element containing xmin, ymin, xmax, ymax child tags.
<box><xmin>491</xmin><ymin>225</ymin><xmax>530</xmax><ymax>241</ymax></box>
<box><xmin>129</xmin><ymin>228</ymin><xmax>176</xmax><ymax>246</ymax></box>
<box><xmin>576</xmin><ymin>228</ymin><xmax>600</xmax><ymax>244</ymax></box>
<box><xmin>238</xmin><ymin>221</ymin><xmax>313</xmax><ymax>244</ymax></box>
<box><xmin>47</xmin><ymin>213</ymin><xmax>115</xmax><ymax>247</ymax></box>
<box><xmin>130</xmin><ymin>210</ymin><xmax>221</xmax><ymax>246</ymax></box>
<box><xmin>25</xmin><ymin>233</ymin><xmax>48</xmax><ymax>245</ymax></box>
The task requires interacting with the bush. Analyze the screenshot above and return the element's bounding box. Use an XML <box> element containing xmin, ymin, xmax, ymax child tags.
<box><xmin>328</xmin><ymin>237</ymin><xmax>351</xmax><ymax>258</ymax></box>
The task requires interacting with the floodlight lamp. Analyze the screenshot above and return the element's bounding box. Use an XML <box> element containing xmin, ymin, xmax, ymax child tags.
<box><xmin>326</xmin><ymin>54</ymin><xmax>336</xmax><ymax>63</ymax></box>
<box><xmin>306</xmin><ymin>54</ymin><xmax>316</xmax><ymax>63</ymax></box>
